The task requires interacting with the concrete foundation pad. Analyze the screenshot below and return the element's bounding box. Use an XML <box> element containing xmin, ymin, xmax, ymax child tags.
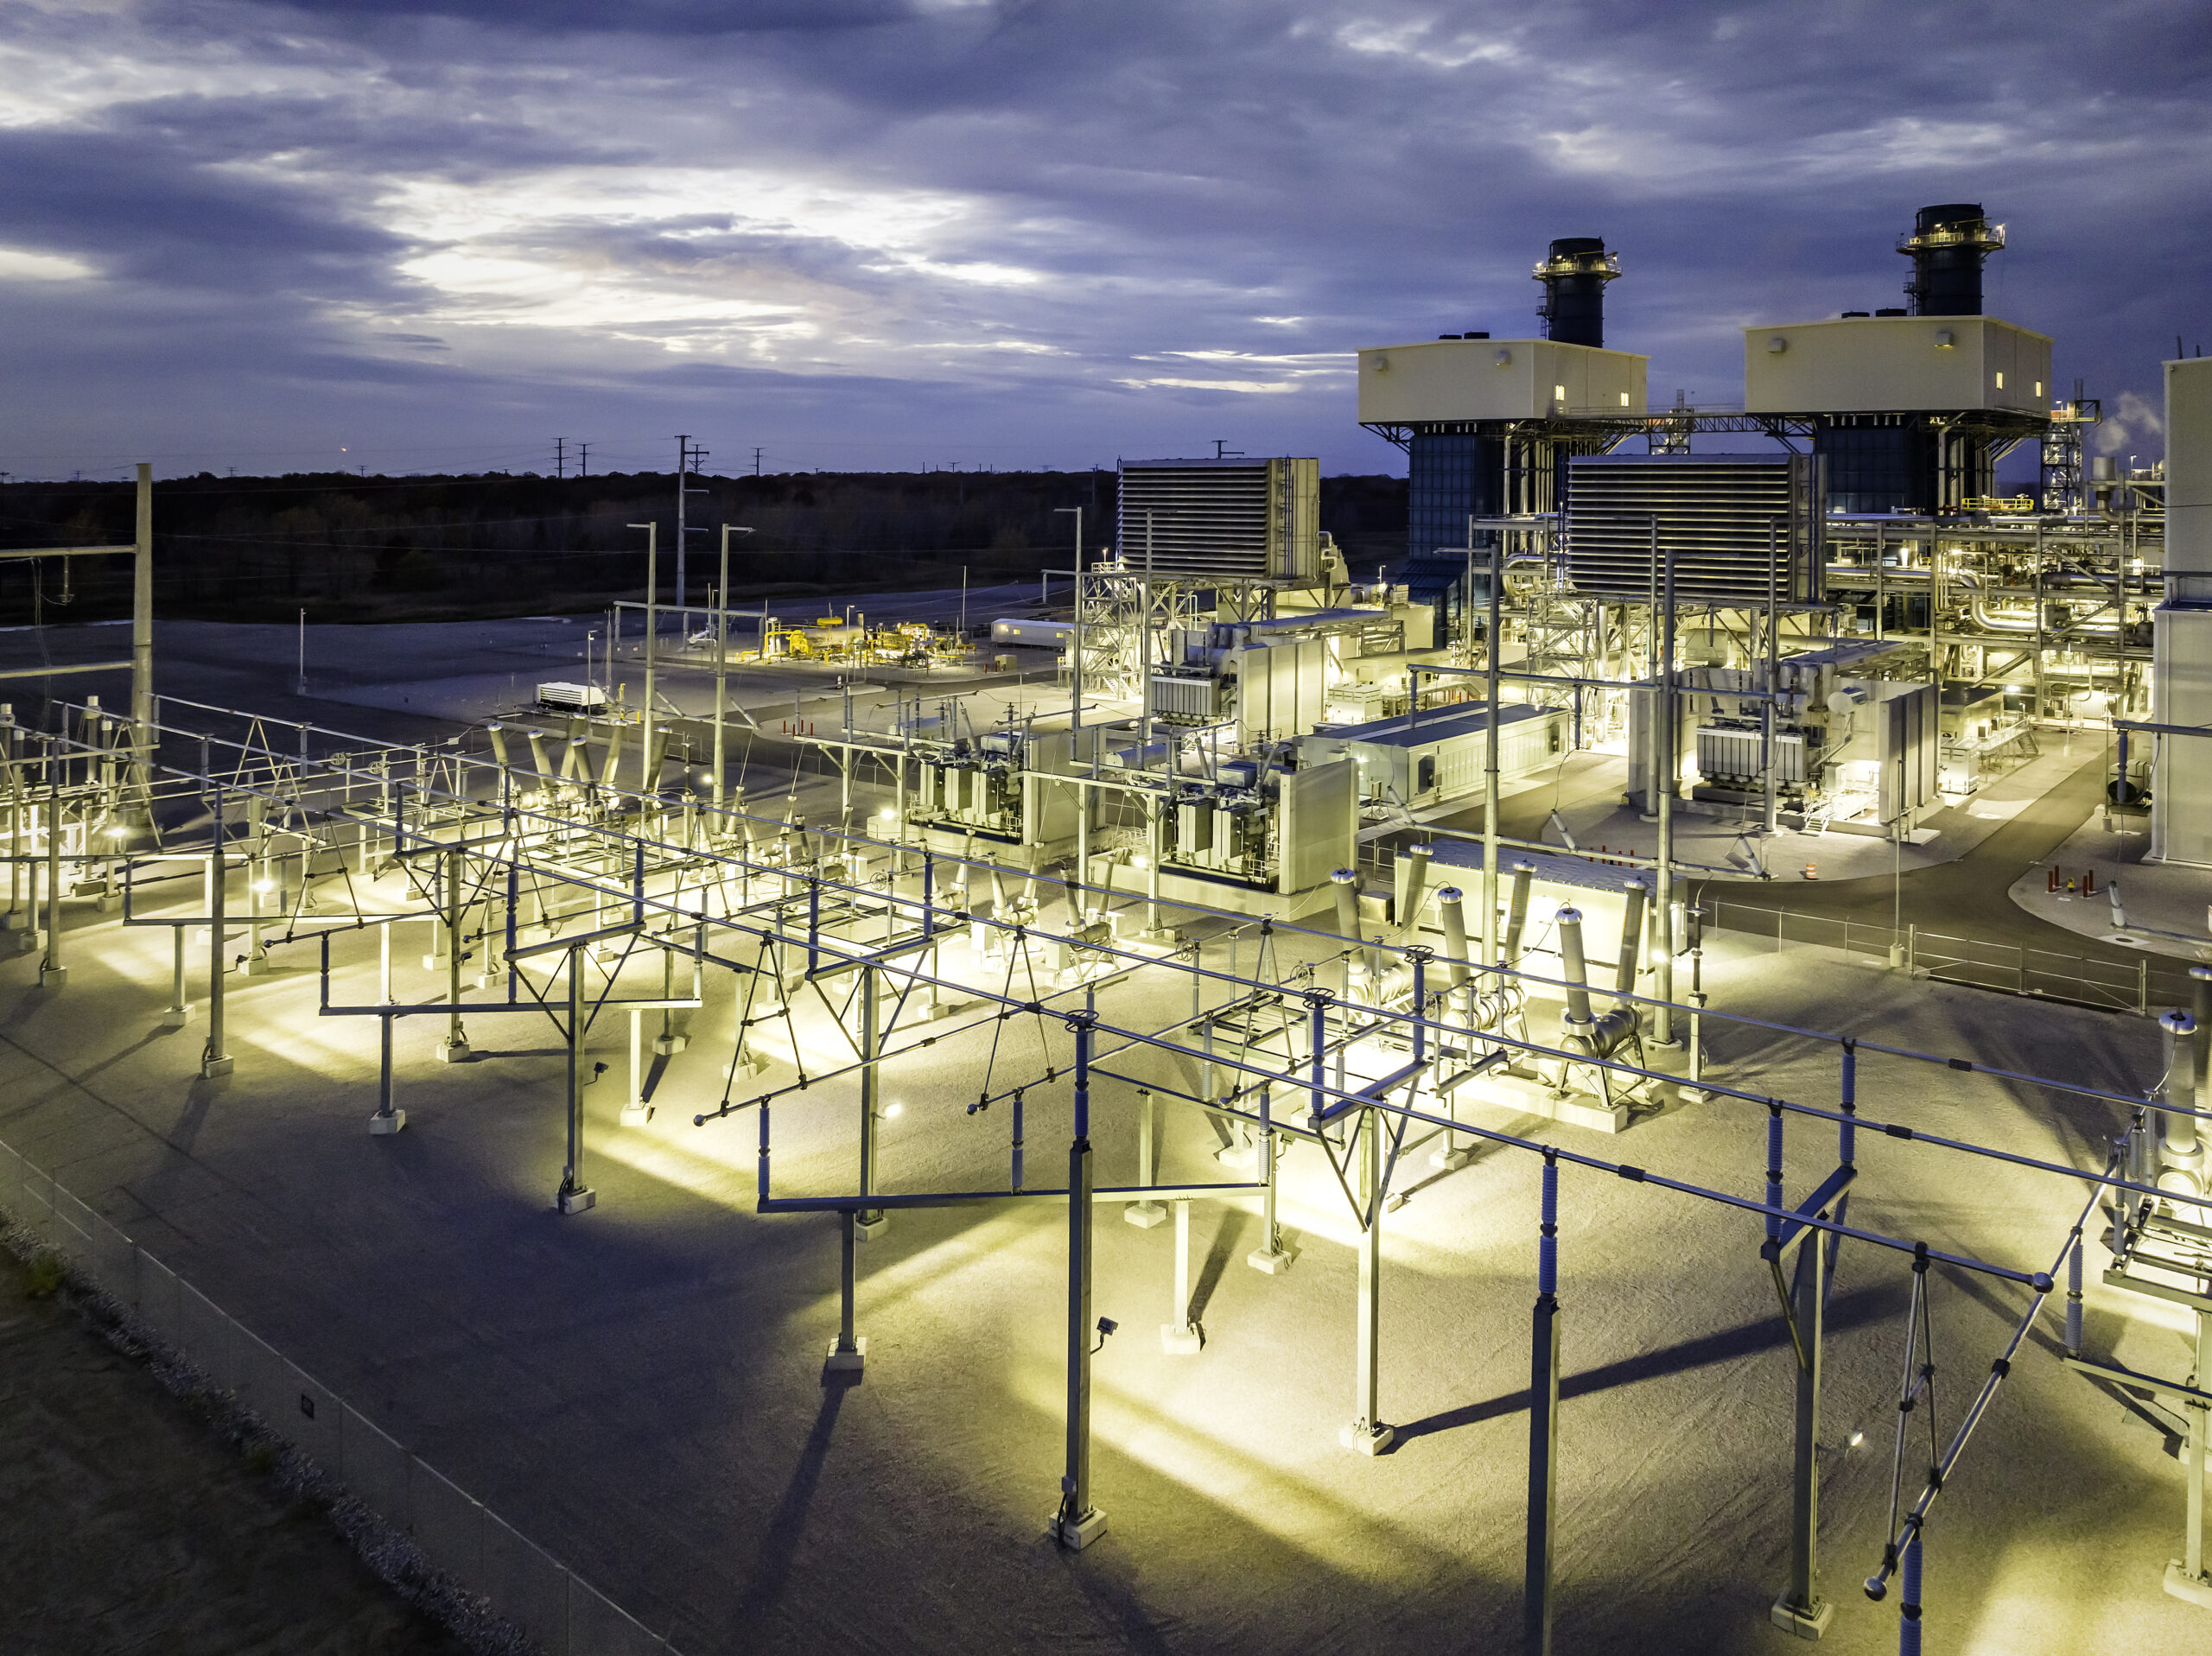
<box><xmin>1213</xmin><ymin>1142</ymin><xmax>1259</xmax><ymax>1171</ymax></box>
<box><xmin>2</xmin><ymin>910</ymin><xmax>26</xmax><ymax>930</ymax></box>
<box><xmin>1429</xmin><ymin>1145</ymin><xmax>1475</xmax><ymax>1171</ymax></box>
<box><xmin>1122</xmin><ymin>1201</ymin><xmax>1166</xmax><ymax>1228</ymax></box>
<box><xmin>823</xmin><ymin>1336</ymin><xmax>867</xmax><ymax>1374</ymax></box>
<box><xmin>161</xmin><ymin>1004</ymin><xmax>193</xmax><ymax>1028</ymax></box>
<box><xmin>13</xmin><ymin>930</ymin><xmax>40</xmax><ymax>955</ymax></box>
<box><xmin>557</xmin><ymin>1186</ymin><xmax>596</xmax><ymax>1215</ymax></box>
<box><xmin>1768</xmin><ymin>1595</ymin><xmax>1833</xmax><ymax>1639</ymax></box>
<box><xmin>368</xmin><ymin>1108</ymin><xmax>407</xmax><ymax>1136</ymax></box>
<box><xmin>437</xmin><ymin>1037</ymin><xmax>471</xmax><ymax>1063</ymax></box>
<box><xmin>1338</xmin><ymin>1421</ymin><xmax>1395</xmax><ymax>1456</ymax></box>
<box><xmin>1048</xmin><ymin>1507</ymin><xmax>1108</xmax><ymax>1550</ymax></box>
<box><xmin>38</xmin><ymin>964</ymin><xmax>65</xmax><ymax>988</ymax></box>
<box><xmin>199</xmin><ymin>1054</ymin><xmax>233</xmax><ymax>1078</ymax></box>
<box><xmin>1246</xmin><ymin>1246</ymin><xmax>1296</xmax><ymax>1275</ymax></box>
<box><xmin>1160</xmin><ymin>1322</ymin><xmax>1202</xmax><ymax>1355</ymax></box>
<box><xmin>1459</xmin><ymin>1069</ymin><xmax>1632</xmax><ymax>1133</ymax></box>
<box><xmin>619</xmin><ymin>1102</ymin><xmax>649</xmax><ymax>1126</ymax></box>
<box><xmin>2165</xmin><ymin>1561</ymin><xmax>2212</xmax><ymax>1609</ymax></box>
<box><xmin>653</xmin><ymin>1033</ymin><xmax>689</xmax><ymax>1056</ymax></box>
<box><xmin>854</xmin><ymin>1212</ymin><xmax>889</xmax><ymax>1243</ymax></box>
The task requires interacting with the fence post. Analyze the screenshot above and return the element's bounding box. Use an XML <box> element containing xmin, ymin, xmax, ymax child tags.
<box><xmin>2139</xmin><ymin>958</ymin><xmax>2150</xmax><ymax>1017</ymax></box>
<box><xmin>1906</xmin><ymin>923</ymin><xmax>1916</xmax><ymax>976</ymax></box>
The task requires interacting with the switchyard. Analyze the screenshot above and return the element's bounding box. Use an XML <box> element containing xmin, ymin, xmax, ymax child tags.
<box><xmin>3</xmin><ymin>205</ymin><xmax>2211</xmax><ymax>1656</ymax></box>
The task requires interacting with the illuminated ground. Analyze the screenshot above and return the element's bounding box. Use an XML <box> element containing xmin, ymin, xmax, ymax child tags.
<box><xmin>0</xmin><ymin>615</ymin><xmax>2203</xmax><ymax>1653</ymax></box>
<box><xmin>0</xmin><ymin>869</ymin><xmax>2202</xmax><ymax>1654</ymax></box>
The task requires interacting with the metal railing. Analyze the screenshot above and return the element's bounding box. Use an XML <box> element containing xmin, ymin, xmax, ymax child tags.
<box><xmin>1700</xmin><ymin>899</ymin><xmax>2194</xmax><ymax>1015</ymax></box>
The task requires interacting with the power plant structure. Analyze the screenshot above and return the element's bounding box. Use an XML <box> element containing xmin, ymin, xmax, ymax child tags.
<box><xmin>2</xmin><ymin>204</ymin><xmax>2209</xmax><ymax>1656</ymax></box>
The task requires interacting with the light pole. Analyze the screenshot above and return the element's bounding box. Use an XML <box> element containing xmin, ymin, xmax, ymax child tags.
<box><xmin>675</xmin><ymin>435</ymin><xmax>709</xmax><ymax>612</ymax></box>
<box><xmin>627</xmin><ymin>522</ymin><xmax>658</xmax><ymax>796</ymax></box>
<box><xmin>1054</xmin><ymin>506</ymin><xmax>1084</xmax><ymax>732</ymax></box>
<box><xmin>714</xmin><ymin>524</ymin><xmax>754</xmax><ymax>810</ymax></box>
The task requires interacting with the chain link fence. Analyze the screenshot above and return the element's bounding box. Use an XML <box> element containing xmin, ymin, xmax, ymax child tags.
<box><xmin>0</xmin><ymin>1135</ymin><xmax>678</xmax><ymax>1656</ymax></box>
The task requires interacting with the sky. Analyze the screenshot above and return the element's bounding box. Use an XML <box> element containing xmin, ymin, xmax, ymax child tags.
<box><xmin>1</xmin><ymin>0</ymin><xmax>2206</xmax><ymax>481</ymax></box>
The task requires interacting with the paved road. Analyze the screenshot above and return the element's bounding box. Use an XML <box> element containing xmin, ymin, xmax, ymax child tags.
<box><xmin>1693</xmin><ymin>753</ymin><xmax>2129</xmax><ymax>952</ymax></box>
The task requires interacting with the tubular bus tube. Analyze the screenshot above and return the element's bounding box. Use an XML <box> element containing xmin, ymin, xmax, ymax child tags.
<box><xmin>1613</xmin><ymin>880</ymin><xmax>1646</xmax><ymax>1008</ymax></box>
<box><xmin>1505</xmin><ymin>862</ymin><xmax>1535</xmax><ymax>964</ymax></box>
<box><xmin>1437</xmin><ymin>886</ymin><xmax>1471</xmax><ymax>989</ymax></box>
<box><xmin>1557</xmin><ymin>906</ymin><xmax>1595</xmax><ymax>1029</ymax></box>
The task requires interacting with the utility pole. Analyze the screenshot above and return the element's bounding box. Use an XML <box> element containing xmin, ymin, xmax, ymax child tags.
<box><xmin>714</xmin><ymin>523</ymin><xmax>753</xmax><ymax>809</ymax></box>
<box><xmin>554</xmin><ymin>437</ymin><xmax>565</xmax><ymax>479</ymax></box>
<box><xmin>579</xmin><ymin>442</ymin><xmax>590</xmax><ymax>479</ymax></box>
<box><xmin>753</xmin><ymin>447</ymin><xmax>764</xmax><ymax>477</ymax></box>
<box><xmin>676</xmin><ymin>435</ymin><xmax>710</xmax><ymax>612</ymax></box>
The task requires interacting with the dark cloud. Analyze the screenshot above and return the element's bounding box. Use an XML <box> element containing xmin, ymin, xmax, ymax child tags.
<box><xmin>2</xmin><ymin>0</ymin><xmax>2207</xmax><ymax>479</ymax></box>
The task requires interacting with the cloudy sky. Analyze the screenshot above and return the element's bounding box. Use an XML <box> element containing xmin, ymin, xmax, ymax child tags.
<box><xmin>2</xmin><ymin>0</ymin><xmax>2205</xmax><ymax>479</ymax></box>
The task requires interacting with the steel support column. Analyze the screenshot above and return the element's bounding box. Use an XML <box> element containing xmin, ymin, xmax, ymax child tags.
<box><xmin>855</xmin><ymin>962</ymin><xmax>887</xmax><ymax>1240</ymax></box>
<box><xmin>1342</xmin><ymin>1107</ymin><xmax>1393</xmax><ymax>1454</ymax></box>
<box><xmin>1053</xmin><ymin>1016</ymin><xmax>1106</xmax><ymax>1548</ymax></box>
<box><xmin>557</xmin><ymin>943</ymin><xmax>594</xmax><ymax>1213</ymax></box>
<box><xmin>200</xmin><ymin>801</ymin><xmax>232</xmax><ymax>1078</ymax></box>
<box><xmin>825</xmin><ymin>1208</ymin><xmax>866</xmax><ymax>1372</ymax></box>
<box><xmin>1526</xmin><ymin>1150</ymin><xmax>1560</xmax><ymax>1656</ymax></box>
<box><xmin>1773</xmin><ymin>1221</ymin><xmax>1832</xmax><ymax>1637</ymax></box>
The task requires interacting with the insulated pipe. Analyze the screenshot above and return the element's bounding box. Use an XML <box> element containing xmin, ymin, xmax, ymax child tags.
<box><xmin>1436</xmin><ymin>886</ymin><xmax>1471</xmax><ymax>989</ymax></box>
<box><xmin>2192</xmin><ymin>966</ymin><xmax>2212</xmax><ymax>1103</ymax></box>
<box><xmin>1505</xmin><ymin>862</ymin><xmax>1535</xmax><ymax>965</ymax></box>
<box><xmin>2159</xmin><ymin>1010</ymin><xmax>2203</xmax><ymax>1194</ymax></box>
<box><xmin>1398</xmin><ymin>845</ymin><xmax>1432</xmax><ymax>945</ymax></box>
<box><xmin>1331</xmin><ymin>867</ymin><xmax>1370</xmax><ymax>991</ymax></box>
<box><xmin>1557</xmin><ymin>906</ymin><xmax>1594</xmax><ymax>1029</ymax></box>
<box><xmin>1331</xmin><ymin>868</ymin><xmax>1360</xmax><ymax>943</ymax></box>
<box><xmin>1614</xmin><ymin>880</ymin><xmax>1647</xmax><ymax>1008</ymax></box>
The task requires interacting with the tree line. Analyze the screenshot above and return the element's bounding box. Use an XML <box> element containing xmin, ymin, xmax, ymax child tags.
<box><xmin>0</xmin><ymin>468</ymin><xmax>1409</xmax><ymax>623</ymax></box>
